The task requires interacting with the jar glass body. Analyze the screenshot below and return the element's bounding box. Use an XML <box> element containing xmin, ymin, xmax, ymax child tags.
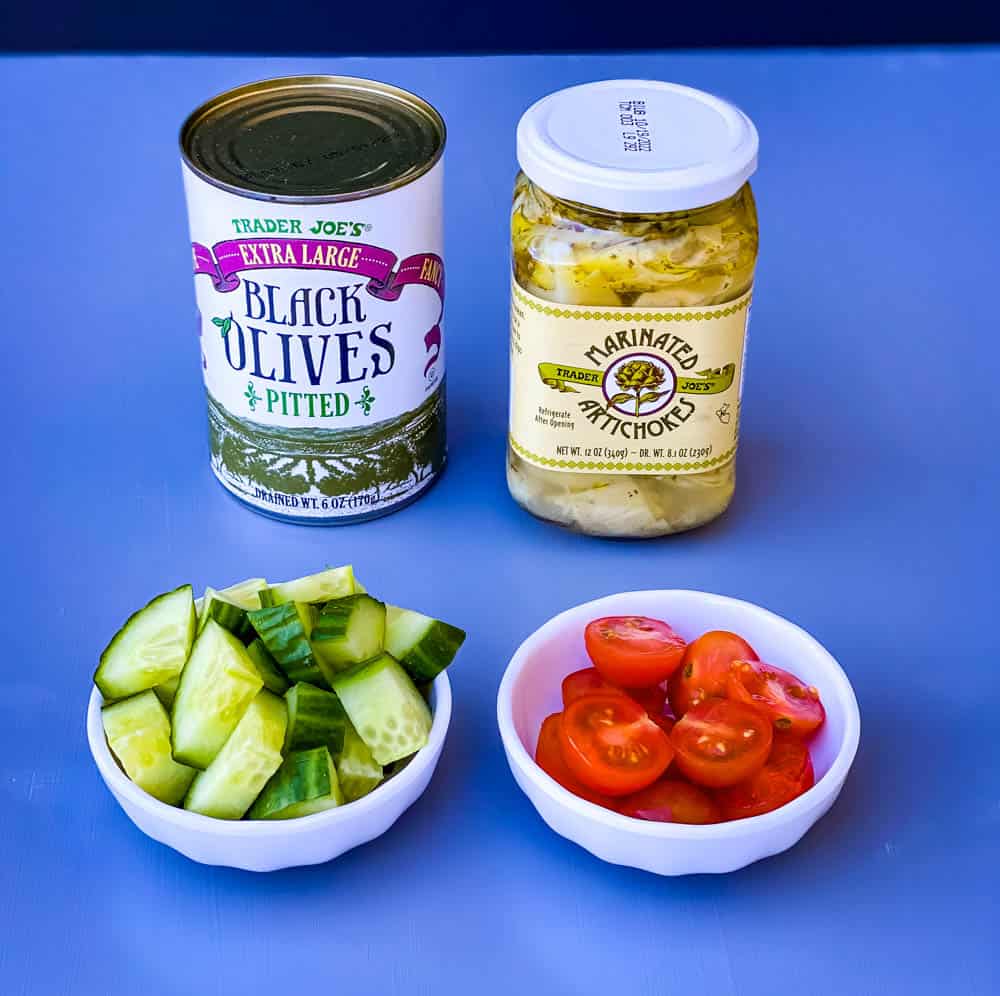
<box><xmin>508</xmin><ymin>172</ymin><xmax>759</xmax><ymax>538</ymax></box>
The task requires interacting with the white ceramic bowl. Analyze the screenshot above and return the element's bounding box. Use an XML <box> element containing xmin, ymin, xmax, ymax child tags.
<box><xmin>88</xmin><ymin>674</ymin><xmax>451</xmax><ymax>871</ymax></box>
<box><xmin>497</xmin><ymin>590</ymin><xmax>860</xmax><ymax>876</ymax></box>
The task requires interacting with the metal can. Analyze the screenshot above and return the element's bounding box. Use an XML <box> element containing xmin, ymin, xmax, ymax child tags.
<box><xmin>180</xmin><ymin>76</ymin><xmax>447</xmax><ymax>524</ymax></box>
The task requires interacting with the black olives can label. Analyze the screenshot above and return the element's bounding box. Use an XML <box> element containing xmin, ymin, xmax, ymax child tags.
<box><xmin>180</xmin><ymin>76</ymin><xmax>447</xmax><ymax>523</ymax></box>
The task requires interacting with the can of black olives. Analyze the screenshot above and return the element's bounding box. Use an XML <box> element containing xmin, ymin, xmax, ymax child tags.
<box><xmin>180</xmin><ymin>76</ymin><xmax>447</xmax><ymax>523</ymax></box>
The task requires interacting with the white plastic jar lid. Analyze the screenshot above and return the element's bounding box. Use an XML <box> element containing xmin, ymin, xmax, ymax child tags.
<box><xmin>516</xmin><ymin>79</ymin><xmax>758</xmax><ymax>214</ymax></box>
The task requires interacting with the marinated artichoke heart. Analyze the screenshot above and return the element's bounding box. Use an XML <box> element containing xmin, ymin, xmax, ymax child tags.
<box><xmin>508</xmin><ymin>175</ymin><xmax>759</xmax><ymax>537</ymax></box>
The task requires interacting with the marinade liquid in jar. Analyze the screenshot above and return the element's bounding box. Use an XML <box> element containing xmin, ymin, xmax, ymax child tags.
<box><xmin>508</xmin><ymin>80</ymin><xmax>759</xmax><ymax>537</ymax></box>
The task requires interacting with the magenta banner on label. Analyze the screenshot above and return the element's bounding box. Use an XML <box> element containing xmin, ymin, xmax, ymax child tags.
<box><xmin>193</xmin><ymin>237</ymin><xmax>445</xmax><ymax>374</ymax></box>
<box><xmin>192</xmin><ymin>237</ymin><xmax>443</xmax><ymax>301</ymax></box>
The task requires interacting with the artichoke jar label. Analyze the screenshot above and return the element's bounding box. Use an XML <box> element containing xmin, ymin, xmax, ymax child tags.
<box><xmin>509</xmin><ymin>283</ymin><xmax>751</xmax><ymax>475</ymax></box>
<box><xmin>183</xmin><ymin>162</ymin><xmax>446</xmax><ymax>521</ymax></box>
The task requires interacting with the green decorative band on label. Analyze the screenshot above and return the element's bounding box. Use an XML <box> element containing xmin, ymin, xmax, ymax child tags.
<box><xmin>676</xmin><ymin>364</ymin><xmax>735</xmax><ymax>395</ymax></box>
<box><xmin>513</xmin><ymin>285</ymin><xmax>751</xmax><ymax>323</ymax></box>
<box><xmin>207</xmin><ymin>388</ymin><xmax>446</xmax><ymax>517</ymax></box>
<box><xmin>509</xmin><ymin>434</ymin><xmax>736</xmax><ymax>473</ymax></box>
<box><xmin>538</xmin><ymin>363</ymin><xmax>603</xmax><ymax>392</ymax></box>
<box><xmin>539</xmin><ymin>362</ymin><xmax>735</xmax><ymax>397</ymax></box>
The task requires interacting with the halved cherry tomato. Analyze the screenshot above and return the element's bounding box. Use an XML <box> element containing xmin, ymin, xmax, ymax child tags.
<box><xmin>561</xmin><ymin>667</ymin><xmax>617</xmax><ymax>705</ymax></box>
<box><xmin>670</xmin><ymin>699</ymin><xmax>773</xmax><ymax>788</ymax></box>
<box><xmin>561</xmin><ymin>668</ymin><xmax>674</xmax><ymax>731</ymax></box>
<box><xmin>726</xmin><ymin>660</ymin><xmax>825</xmax><ymax>738</ymax></box>
<box><xmin>715</xmin><ymin>734</ymin><xmax>815</xmax><ymax>820</ymax></box>
<box><xmin>616</xmin><ymin>778</ymin><xmax>721</xmax><ymax>824</ymax></box>
<box><xmin>559</xmin><ymin>693</ymin><xmax>674</xmax><ymax>796</ymax></box>
<box><xmin>534</xmin><ymin>713</ymin><xmax>615</xmax><ymax>808</ymax></box>
<box><xmin>584</xmin><ymin>616</ymin><xmax>686</xmax><ymax>688</ymax></box>
<box><xmin>668</xmin><ymin>630</ymin><xmax>759</xmax><ymax>717</ymax></box>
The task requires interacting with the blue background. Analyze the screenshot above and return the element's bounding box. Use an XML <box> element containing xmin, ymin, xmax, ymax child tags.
<box><xmin>3</xmin><ymin>48</ymin><xmax>998</xmax><ymax>995</ymax></box>
<box><xmin>2</xmin><ymin>1</ymin><xmax>999</xmax><ymax>52</ymax></box>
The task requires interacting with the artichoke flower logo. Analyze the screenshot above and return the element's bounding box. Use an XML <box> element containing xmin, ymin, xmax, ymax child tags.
<box><xmin>607</xmin><ymin>358</ymin><xmax>669</xmax><ymax>416</ymax></box>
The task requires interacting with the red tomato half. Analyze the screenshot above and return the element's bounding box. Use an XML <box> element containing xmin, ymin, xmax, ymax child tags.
<box><xmin>715</xmin><ymin>734</ymin><xmax>816</xmax><ymax>820</ymax></box>
<box><xmin>535</xmin><ymin>713</ymin><xmax>614</xmax><ymax>808</ymax></box>
<box><xmin>584</xmin><ymin>616</ymin><xmax>686</xmax><ymax>688</ymax></box>
<box><xmin>726</xmin><ymin>660</ymin><xmax>826</xmax><ymax>738</ymax></box>
<box><xmin>668</xmin><ymin>630</ymin><xmax>759</xmax><ymax>717</ymax></box>
<box><xmin>616</xmin><ymin>778</ymin><xmax>721</xmax><ymax>825</ymax></box>
<box><xmin>561</xmin><ymin>668</ymin><xmax>673</xmax><ymax>731</ymax></box>
<box><xmin>559</xmin><ymin>694</ymin><xmax>674</xmax><ymax>796</ymax></box>
<box><xmin>561</xmin><ymin>667</ymin><xmax>617</xmax><ymax>705</ymax></box>
<box><xmin>670</xmin><ymin>699</ymin><xmax>773</xmax><ymax>788</ymax></box>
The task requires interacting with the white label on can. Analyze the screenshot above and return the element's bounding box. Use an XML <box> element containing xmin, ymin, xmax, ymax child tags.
<box><xmin>182</xmin><ymin>160</ymin><xmax>446</xmax><ymax>520</ymax></box>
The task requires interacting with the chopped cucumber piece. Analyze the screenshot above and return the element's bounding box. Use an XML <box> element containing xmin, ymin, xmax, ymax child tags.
<box><xmin>312</xmin><ymin>594</ymin><xmax>386</xmax><ymax>674</ymax></box>
<box><xmin>332</xmin><ymin>653</ymin><xmax>432</xmax><ymax>765</ymax></box>
<box><xmin>183</xmin><ymin>690</ymin><xmax>287</xmax><ymax>819</ymax></box>
<box><xmin>95</xmin><ymin>585</ymin><xmax>196</xmax><ymax>700</ymax></box>
<box><xmin>384</xmin><ymin>605</ymin><xmax>466</xmax><ymax>682</ymax></box>
<box><xmin>245</xmin><ymin>638</ymin><xmax>290</xmax><ymax>695</ymax></box>
<box><xmin>195</xmin><ymin>578</ymin><xmax>267</xmax><ymax>620</ymax></box>
<box><xmin>248</xmin><ymin>602</ymin><xmax>327</xmax><ymax>687</ymax></box>
<box><xmin>153</xmin><ymin>675</ymin><xmax>180</xmax><ymax>709</ymax></box>
<box><xmin>170</xmin><ymin>620</ymin><xmax>263</xmax><ymax>769</ymax></box>
<box><xmin>285</xmin><ymin>682</ymin><xmax>348</xmax><ymax>753</ymax></box>
<box><xmin>102</xmin><ymin>691</ymin><xmax>196</xmax><ymax>805</ymax></box>
<box><xmin>198</xmin><ymin>587</ymin><xmax>256</xmax><ymax>643</ymax></box>
<box><xmin>259</xmin><ymin>566</ymin><xmax>355</xmax><ymax>607</ymax></box>
<box><xmin>216</xmin><ymin>577</ymin><xmax>267</xmax><ymax>610</ymax></box>
<box><xmin>248</xmin><ymin>746</ymin><xmax>344</xmax><ymax>819</ymax></box>
<box><xmin>335</xmin><ymin>724</ymin><xmax>383</xmax><ymax>802</ymax></box>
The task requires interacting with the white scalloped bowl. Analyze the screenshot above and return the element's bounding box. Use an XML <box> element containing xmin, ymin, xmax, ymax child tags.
<box><xmin>497</xmin><ymin>590</ymin><xmax>860</xmax><ymax>876</ymax></box>
<box><xmin>87</xmin><ymin>673</ymin><xmax>451</xmax><ymax>871</ymax></box>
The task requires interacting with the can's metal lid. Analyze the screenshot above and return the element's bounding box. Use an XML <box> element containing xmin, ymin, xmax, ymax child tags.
<box><xmin>181</xmin><ymin>76</ymin><xmax>445</xmax><ymax>202</ymax></box>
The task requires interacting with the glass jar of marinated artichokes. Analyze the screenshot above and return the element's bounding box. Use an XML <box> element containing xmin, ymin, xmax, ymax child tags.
<box><xmin>508</xmin><ymin>80</ymin><xmax>759</xmax><ymax>537</ymax></box>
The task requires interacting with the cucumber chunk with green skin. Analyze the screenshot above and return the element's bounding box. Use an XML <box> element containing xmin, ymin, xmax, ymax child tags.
<box><xmin>335</xmin><ymin>724</ymin><xmax>383</xmax><ymax>802</ymax></box>
<box><xmin>183</xmin><ymin>690</ymin><xmax>287</xmax><ymax>819</ymax></box>
<box><xmin>194</xmin><ymin>577</ymin><xmax>266</xmax><ymax>620</ymax></box>
<box><xmin>153</xmin><ymin>675</ymin><xmax>180</xmax><ymax>709</ymax></box>
<box><xmin>312</xmin><ymin>595</ymin><xmax>386</xmax><ymax>674</ymax></box>
<box><xmin>198</xmin><ymin>588</ymin><xmax>256</xmax><ymax>643</ymax></box>
<box><xmin>216</xmin><ymin>577</ymin><xmax>267</xmax><ymax>610</ymax></box>
<box><xmin>94</xmin><ymin>585</ymin><xmax>196</xmax><ymax>700</ymax></box>
<box><xmin>170</xmin><ymin>620</ymin><xmax>263</xmax><ymax>769</ymax></box>
<box><xmin>285</xmin><ymin>682</ymin><xmax>348</xmax><ymax>753</ymax></box>
<box><xmin>248</xmin><ymin>746</ymin><xmax>344</xmax><ymax>819</ymax></box>
<box><xmin>248</xmin><ymin>602</ymin><xmax>327</xmax><ymax>687</ymax></box>
<box><xmin>332</xmin><ymin>653</ymin><xmax>432</xmax><ymax>765</ymax></box>
<box><xmin>102</xmin><ymin>691</ymin><xmax>196</xmax><ymax>805</ymax></box>
<box><xmin>259</xmin><ymin>566</ymin><xmax>355</xmax><ymax>607</ymax></box>
<box><xmin>245</xmin><ymin>638</ymin><xmax>290</xmax><ymax>695</ymax></box>
<box><xmin>384</xmin><ymin>605</ymin><xmax>466</xmax><ymax>682</ymax></box>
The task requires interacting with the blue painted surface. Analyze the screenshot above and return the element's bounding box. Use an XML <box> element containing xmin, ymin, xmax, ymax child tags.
<box><xmin>6</xmin><ymin>3</ymin><xmax>998</xmax><ymax>54</ymax></box>
<box><xmin>2</xmin><ymin>49</ymin><xmax>998</xmax><ymax>996</ymax></box>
